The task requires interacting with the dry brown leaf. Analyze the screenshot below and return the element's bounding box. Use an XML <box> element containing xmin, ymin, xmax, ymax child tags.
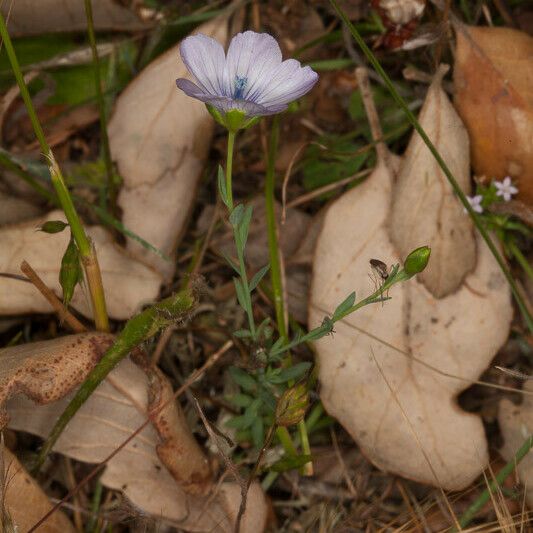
<box><xmin>0</xmin><ymin>0</ymin><xmax>149</xmax><ymax>36</ymax></box>
<box><xmin>2</xmin><ymin>447</ymin><xmax>76</xmax><ymax>533</ymax></box>
<box><xmin>390</xmin><ymin>67</ymin><xmax>475</xmax><ymax>298</ymax></box>
<box><xmin>499</xmin><ymin>382</ymin><xmax>533</xmax><ymax>508</ymax></box>
<box><xmin>310</xmin><ymin>155</ymin><xmax>512</xmax><ymax>490</ymax></box>
<box><xmin>0</xmin><ymin>210</ymin><xmax>162</xmax><ymax>320</ymax></box>
<box><xmin>109</xmin><ymin>18</ymin><xmax>228</xmax><ymax>280</ymax></box>
<box><xmin>454</xmin><ymin>25</ymin><xmax>533</xmax><ymax>204</ymax></box>
<box><xmin>2</xmin><ymin>334</ymin><xmax>267</xmax><ymax>531</ymax></box>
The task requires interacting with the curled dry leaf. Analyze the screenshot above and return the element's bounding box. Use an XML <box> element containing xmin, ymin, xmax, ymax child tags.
<box><xmin>390</xmin><ymin>67</ymin><xmax>475</xmax><ymax>298</ymax></box>
<box><xmin>454</xmin><ymin>25</ymin><xmax>533</xmax><ymax>204</ymax></box>
<box><xmin>109</xmin><ymin>18</ymin><xmax>228</xmax><ymax>280</ymax></box>
<box><xmin>0</xmin><ymin>0</ymin><xmax>149</xmax><ymax>36</ymax></box>
<box><xmin>498</xmin><ymin>382</ymin><xmax>533</xmax><ymax>508</ymax></box>
<box><xmin>2</xmin><ymin>334</ymin><xmax>267</xmax><ymax>532</ymax></box>
<box><xmin>1</xmin><ymin>447</ymin><xmax>76</xmax><ymax>533</ymax></box>
<box><xmin>0</xmin><ymin>210</ymin><xmax>162</xmax><ymax>320</ymax></box>
<box><xmin>310</xmin><ymin>151</ymin><xmax>512</xmax><ymax>489</ymax></box>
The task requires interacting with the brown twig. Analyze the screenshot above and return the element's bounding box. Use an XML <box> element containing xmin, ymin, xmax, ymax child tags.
<box><xmin>28</xmin><ymin>340</ymin><xmax>232</xmax><ymax>532</ymax></box>
<box><xmin>20</xmin><ymin>260</ymin><xmax>87</xmax><ymax>333</ymax></box>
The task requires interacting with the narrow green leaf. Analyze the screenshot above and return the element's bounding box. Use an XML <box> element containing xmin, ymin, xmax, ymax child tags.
<box><xmin>229</xmin><ymin>393</ymin><xmax>253</xmax><ymax>408</ymax></box>
<box><xmin>217</xmin><ymin>165</ymin><xmax>230</xmax><ymax>207</ymax></box>
<box><xmin>221</xmin><ymin>251</ymin><xmax>240</xmax><ymax>274</ymax></box>
<box><xmin>239</xmin><ymin>204</ymin><xmax>254</xmax><ymax>246</ymax></box>
<box><xmin>228</xmin><ymin>366</ymin><xmax>257</xmax><ymax>393</ymax></box>
<box><xmin>269</xmin><ymin>454</ymin><xmax>313</xmax><ymax>473</ymax></box>
<box><xmin>233</xmin><ymin>277</ymin><xmax>248</xmax><ymax>310</ymax></box>
<box><xmin>233</xmin><ymin>329</ymin><xmax>252</xmax><ymax>339</ymax></box>
<box><xmin>249</xmin><ymin>264</ymin><xmax>270</xmax><ymax>292</ymax></box>
<box><xmin>251</xmin><ymin>417</ymin><xmax>264</xmax><ymax>448</ymax></box>
<box><xmin>332</xmin><ymin>291</ymin><xmax>355</xmax><ymax>320</ymax></box>
<box><xmin>59</xmin><ymin>236</ymin><xmax>82</xmax><ymax>307</ymax></box>
<box><xmin>269</xmin><ymin>362</ymin><xmax>312</xmax><ymax>384</ymax></box>
<box><xmin>229</xmin><ymin>203</ymin><xmax>244</xmax><ymax>227</ymax></box>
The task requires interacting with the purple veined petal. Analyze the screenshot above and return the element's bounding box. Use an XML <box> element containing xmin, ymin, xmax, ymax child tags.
<box><xmin>175</xmin><ymin>78</ymin><xmax>213</xmax><ymax>102</ymax></box>
<box><xmin>224</xmin><ymin>31</ymin><xmax>283</xmax><ymax>100</ymax></box>
<box><xmin>179</xmin><ymin>33</ymin><xmax>226</xmax><ymax>97</ymax></box>
<box><xmin>255</xmin><ymin>60</ymin><xmax>318</xmax><ymax>108</ymax></box>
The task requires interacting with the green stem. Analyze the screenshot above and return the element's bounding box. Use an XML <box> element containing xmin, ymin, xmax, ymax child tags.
<box><xmin>265</xmin><ymin>116</ymin><xmax>286</xmax><ymax>340</ymax></box>
<box><xmin>86</xmin><ymin>479</ymin><xmax>103</xmax><ymax>533</ymax></box>
<box><xmin>275</xmin><ymin>426</ymin><xmax>298</xmax><ymax>456</ymax></box>
<box><xmin>225</xmin><ymin>132</ymin><xmax>256</xmax><ymax>338</ymax></box>
<box><xmin>32</xmin><ymin>288</ymin><xmax>197</xmax><ymax>472</ymax></box>
<box><xmin>330</xmin><ymin>0</ymin><xmax>533</xmax><ymax>334</ymax></box>
<box><xmin>0</xmin><ymin>12</ymin><xmax>110</xmax><ymax>332</ymax></box>
<box><xmin>83</xmin><ymin>0</ymin><xmax>115</xmax><ymax>208</ymax></box>
<box><xmin>455</xmin><ymin>434</ymin><xmax>533</xmax><ymax>529</ymax></box>
<box><xmin>264</xmin><ymin>117</ymin><xmax>312</xmax><ymax>473</ymax></box>
<box><xmin>508</xmin><ymin>240</ymin><xmax>533</xmax><ymax>280</ymax></box>
<box><xmin>226</xmin><ymin>131</ymin><xmax>235</xmax><ymax>209</ymax></box>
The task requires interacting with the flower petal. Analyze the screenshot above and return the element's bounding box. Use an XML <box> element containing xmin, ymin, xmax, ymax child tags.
<box><xmin>255</xmin><ymin>59</ymin><xmax>318</xmax><ymax>108</ymax></box>
<box><xmin>225</xmin><ymin>31</ymin><xmax>283</xmax><ymax>100</ymax></box>
<box><xmin>175</xmin><ymin>78</ymin><xmax>212</xmax><ymax>101</ymax></box>
<box><xmin>179</xmin><ymin>33</ymin><xmax>226</xmax><ymax>97</ymax></box>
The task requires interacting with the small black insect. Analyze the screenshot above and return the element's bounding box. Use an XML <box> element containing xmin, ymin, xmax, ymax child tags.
<box><xmin>369</xmin><ymin>259</ymin><xmax>389</xmax><ymax>281</ymax></box>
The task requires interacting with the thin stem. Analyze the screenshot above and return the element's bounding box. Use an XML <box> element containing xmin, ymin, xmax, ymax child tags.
<box><xmin>264</xmin><ymin>117</ymin><xmax>313</xmax><ymax>474</ymax></box>
<box><xmin>0</xmin><ymin>12</ymin><xmax>110</xmax><ymax>332</ymax></box>
<box><xmin>330</xmin><ymin>0</ymin><xmax>533</xmax><ymax>334</ymax></box>
<box><xmin>455</xmin><ymin>434</ymin><xmax>533</xmax><ymax>529</ymax></box>
<box><xmin>225</xmin><ymin>131</ymin><xmax>256</xmax><ymax>338</ymax></box>
<box><xmin>83</xmin><ymin>0</ymin><xmax>115</xmax><ymax>208</ymax></box>
<box><xmin>508</xmin><ymin>240</ymin><xmax>533</xmax><ymax>280</ymax></box>
<box><xmin>226</xmin><ymin>131</ymin><xmax>235</xmax><ymax>209</ymax></box>
<box><xmin>265</xmin><ymin>116</ymin><xmax>286</xmax><ymax>339</ymax></box>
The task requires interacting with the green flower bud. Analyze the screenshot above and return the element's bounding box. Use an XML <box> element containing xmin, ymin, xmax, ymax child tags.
<box><xmin>404</xmin><ymin>246</ymin><xmax>431</xmax><ymax>276</ymax></box>
<box><xmin>276</xmin><ymin>384</ymin><xmax>309</xmax><ymax>427</ymax></box>
<box><xmin>59</xmin><ymin>237</ymin><xmax>83</xmax><ymax>307</ymax></box>
<box><xmin>205</xmin><ymin>105</ymin><xmax>261</xmax><ymax>133</ymax></box>
<box><xmin>38</xmin><ymin>220</ymin><xmax>68</xmax><ymax>234</ymax></box>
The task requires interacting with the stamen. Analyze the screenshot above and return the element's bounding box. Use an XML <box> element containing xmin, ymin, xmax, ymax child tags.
<box><xmin>234</xmin><ymin>76</ymin><xmax>248</xmax><ymax>99</ymax></box>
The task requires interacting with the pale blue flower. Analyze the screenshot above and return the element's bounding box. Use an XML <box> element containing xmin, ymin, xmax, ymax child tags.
<box><xmin>176</xmin><ymin>31</ymin><xmax>318</xmax><ymax>123</ymax></box>
<box><xmin>494</xmin><ymin>176</ymin><xmax>518</xmax><ymax>202</ymax></box>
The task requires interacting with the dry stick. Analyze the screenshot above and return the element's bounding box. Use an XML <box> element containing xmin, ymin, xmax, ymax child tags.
<box><xmin>354</xmin><ymin>67</ymin><xmax>389</xmax><ymax>167</ymax></box>
<box><xmin>20</xmin><ymin>261</ymin><xmax>87</xmax><ymax>334</ymax></box>
<box><xmin>28</xmin><ymin>340</ymin><xmax>232</xmax><ymax>533</ymax></box>
<box><xmin>368</xmin><ymin>348</ymin><xmax>461</xmax><ymax>530</ymax></box>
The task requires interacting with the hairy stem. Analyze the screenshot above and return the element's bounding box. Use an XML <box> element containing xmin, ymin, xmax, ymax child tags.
<box><xmin>32</xmin><ymin>288</ymin><xmax>197</xmax><ymax>472</ymax></box>
<box><xmin>330</xmin><ymin>0</ymin><xmax>533</xmax><ymax>333</ymax></box>
<box><xmin>0</xmin><ymin>13</ymin><xmax>110</xmax><ymax>332</ymax></box>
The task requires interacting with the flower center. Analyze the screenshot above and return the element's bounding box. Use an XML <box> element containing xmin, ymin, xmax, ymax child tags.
<box><xmin>233</xmin><ymin>76</ymin><xmax>248</xmax><ymax>100</ymax></box>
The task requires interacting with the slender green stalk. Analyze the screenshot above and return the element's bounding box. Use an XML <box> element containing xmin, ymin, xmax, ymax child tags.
<box><xmin>508</xmin><ymin>241</ymin><xmax>533</xmax><ymax>280</ymax></box>
<box><xmin>225</xmin><ymin>132</ymin><xmax>256</xmax><ymax>337</ymax></box>
<box><xmin>86</xmin><ymin>479</ymin><xmax>103</xmax><ymax>533</ymax></box>
<box><xmin>330</xmin><ymin>0</ymin><xmax>533</xmax><ymax>334</ymax></box>
<box><xmin>0</xmin><ymin>12</ymin><xmax>110</xmax><ymax>332</ymax></box>
<box><xmin>32</xmin><ymin>288</ymin><xmax>197</xmax><ymax>473</ymax></box>
<box><xmin>226</xmin><ymin>131</ymin><xmax>235</xmax><ymax>209</ymax></box>
<box><xmin>455</xmin><ymin>434</ymin><xmax>533</xmax><ymax>529</ymax></box>
<box><xmin>83</xmin><ymin>0</ymin><xmax>115</xmax><ymax>208</ymax></box>
<box><xmin>265</xmin><ymin>117</ymin><xmax>286</xmax><ymax>339</ymax></box>
<box><xmin>264</xmin><ymin>117</ymin><xmax>312</xmax><ymax>473</ymax></box>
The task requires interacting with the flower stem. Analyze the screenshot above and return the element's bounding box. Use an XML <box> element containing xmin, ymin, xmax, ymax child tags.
<box><xmin>330</xmin><ymin>0</ymin><xmax>533</xmax><ymax>334</ymax></box>
<box><xmin>83</xmin><ymin>0</ymin><xmax>116</xmax><ymax>209</ymax></box>
<box><xmin>265</xmin><ymin>117</ymin><xmax>313</xmax><ymax>474</ymax></box>
<box><xmin>455</xmin><ymin>434</ymin><xmax>533</xmax><ymax>530</ymax></box>
<box><xmin>225</xmin><ymin>131</ymin><xmax>256</xmax><ymax>338</ymax></box>
<box><xmin>226</xmin><ymin>131</ymin><xmax>235</xmax><ymax>209</ymax></box>
<box><xmin>0</xmin><ymin>12</ymin><xmax>110</xmax><ymax>332</ymax></box>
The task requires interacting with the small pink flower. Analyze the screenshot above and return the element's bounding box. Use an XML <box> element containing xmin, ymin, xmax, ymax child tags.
<box><xmin>465</xmin><ymin>194</ymin><xmax>483</xmax><ymax>214</ymax></box>
<box><xmin>494</xmin><ymin>176</ymin><xmax>518</xmax><ymax>202</ymax></box>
